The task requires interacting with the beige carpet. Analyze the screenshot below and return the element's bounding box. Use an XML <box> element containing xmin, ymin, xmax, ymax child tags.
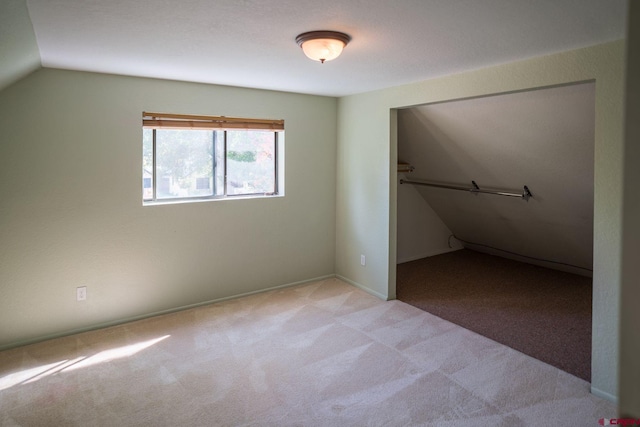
<box><xmin>0</xmin><ymin>278</ymin><xmax>615</xmax><ymax>426</ymax></box>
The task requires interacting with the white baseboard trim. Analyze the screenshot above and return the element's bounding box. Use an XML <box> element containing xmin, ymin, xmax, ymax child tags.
<box><xmin>0</xmin><ymin>274</ymin><xmax>336</xmax><ymax>352</ymax></box>
<box><xmin>336</xmin><ymin>275</ymin><xmax>390</xmax><ymax>301</ymax></box>
<box><xmin>396</xmin><ymin>247</ymin><xmax>462</xmax><ymax>265</ymax></box>
<box><xmin>591</xmin><ymin>386</ymin><xmax>618</xmax><ymax>403</ymax></box>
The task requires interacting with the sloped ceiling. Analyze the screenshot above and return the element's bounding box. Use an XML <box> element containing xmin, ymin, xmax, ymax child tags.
<box><xmin>0</xmin><ymin>0</ymin><xmax>41</xmax><ymax>91</ymax></box>
<box><xmin>0</xmin><ymin>0</ymin><xmax>627</xmax><ymax>96</ymax></box>
<box><xmin>398</xmin><ymin>83</ymin><xmax>595</xmax><ymax>273</ymax></box>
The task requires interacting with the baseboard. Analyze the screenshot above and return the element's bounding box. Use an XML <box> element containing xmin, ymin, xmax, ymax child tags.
<box><xmin>336</xmin><ymin>275</ymin><xmax>390</xmax><ymax>301</ymax></box>
<box><xmin>591</xmin><ymin>386</ymin><xmax>618</xmax><ymax>404</ymax></box>
<box><xmin>463</xmin><ymin>243</ymin><xmax>593</xmax><ymax>277</ymax></box>
<box><xmin>0</xmin><ymin>274</ymin><xmax>336</xmax><ymax>352</ymax></box>
<box><xmin>396</xmin><ymin>247</ymin><xmax>462</xmax><ymax>265</ymax></box>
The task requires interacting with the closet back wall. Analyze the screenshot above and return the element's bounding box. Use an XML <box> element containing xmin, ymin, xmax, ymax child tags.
<box><xmin>397</xmin><ymin>83</ymin><xmax>595</xmax><ymax>274</ymax></box>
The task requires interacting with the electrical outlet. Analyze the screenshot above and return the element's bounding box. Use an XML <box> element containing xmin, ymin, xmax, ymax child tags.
<box><xmin>360</xmin><ymin>254</ymin><xmax>366</xmax><ymax>266</ymax></box>
<box><xmin>77</xmin><ymin>286</ymin><xmax>87</xmax><ymax>301</ymax></box>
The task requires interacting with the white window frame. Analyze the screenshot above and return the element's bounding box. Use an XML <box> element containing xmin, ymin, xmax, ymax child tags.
<box><xmin>142</xmin><ymin>112</ymin><xmax>284</xmax><ymax>204</ymax></box>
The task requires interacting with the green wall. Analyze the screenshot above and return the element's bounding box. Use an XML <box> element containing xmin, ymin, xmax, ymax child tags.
<box><xmin>336</xmin><ymin>40</ymin><xmax>625</xmax><ymax>400</ymax></box>
<box><xmin>0</xmin><ymin>0</ymin><xmax>40</xmax><ymax>91</ymax></box>
<box><xmin>0</xmin><ymin>69</ymin><xmax>337</xmax><ymax>348</ymax></box>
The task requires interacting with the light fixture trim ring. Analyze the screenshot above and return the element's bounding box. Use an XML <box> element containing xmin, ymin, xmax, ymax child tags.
<box><xmin>295</xmin><ymin>31</ymin><xmax>351</xmax><ymax>47</ymax></box>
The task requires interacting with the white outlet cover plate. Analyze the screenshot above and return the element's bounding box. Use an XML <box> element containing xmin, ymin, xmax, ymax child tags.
<box><xmin>77</xmin><ymin>286</ymin><xmax>87</xmax><ymax>301</ymax></box>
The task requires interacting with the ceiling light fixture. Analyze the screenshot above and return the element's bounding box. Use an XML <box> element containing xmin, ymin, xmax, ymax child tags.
<box><xmin>296</xmin><ymin>31</ymin><xmax>351</xmax><ymax>63</ymax></box>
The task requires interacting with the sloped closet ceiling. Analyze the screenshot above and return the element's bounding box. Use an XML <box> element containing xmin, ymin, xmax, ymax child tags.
<box><xmin>397</xmin><ymin>82</ymin><xmax>595</xmax><ymax>273</ymax></box>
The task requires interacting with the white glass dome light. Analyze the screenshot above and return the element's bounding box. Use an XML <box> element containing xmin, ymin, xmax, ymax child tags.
<box><xmin>296</xmin><ymin>31</ymin><xmax>351</xmax><ymax>63</ymax></box>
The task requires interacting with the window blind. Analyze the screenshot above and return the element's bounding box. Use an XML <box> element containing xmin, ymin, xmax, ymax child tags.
<box><xmin>142</xmin><ymin>112</ymin><xmax>284</xmax><ymax>131</ymax></box>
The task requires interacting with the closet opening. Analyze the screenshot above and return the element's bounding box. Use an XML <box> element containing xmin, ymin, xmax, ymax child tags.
<box><xmin>394</xmin><ymin>82</ymin><xmax>595</xmax><ymax>381</ymax></box>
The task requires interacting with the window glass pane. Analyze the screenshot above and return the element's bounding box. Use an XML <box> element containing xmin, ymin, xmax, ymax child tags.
<box><xmin>155</xmin><ymin>129</ymin><xmax>213</xmax><ymax>199</ymax></box>
<box><xmin>226</xmin><ymin>131</ymin><xmax>275</xmax><ymax>195</ymax></box>
<box><xmin>142</xmin><ymin>128</ymin><xmax>154</xmax><ymax>200</ymax></box>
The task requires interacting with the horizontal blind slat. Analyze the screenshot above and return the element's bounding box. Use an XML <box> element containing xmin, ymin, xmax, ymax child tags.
<box><xmin>142</xmin><ymin>112</ymin><xmax>284</xmax><ymax>131</ymax></box>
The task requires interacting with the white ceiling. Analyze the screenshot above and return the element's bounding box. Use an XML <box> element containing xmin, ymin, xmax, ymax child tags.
<box><xmin>25</xmin><ymin>0</ymin><xmax>627</xmax><ymax>97</ymax></box>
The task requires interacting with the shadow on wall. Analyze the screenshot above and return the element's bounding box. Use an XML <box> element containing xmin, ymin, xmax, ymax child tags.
<box><xmin>396</xmin><ymin>82</ymin><xmax>595</xmax><ymax>275</ymax></box>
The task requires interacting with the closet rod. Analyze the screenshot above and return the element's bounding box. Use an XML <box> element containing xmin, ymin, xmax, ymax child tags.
<box><xmin>400</xmin><ymin>179</ymin><xmax>533</xmax><ymax>201</ymax></box>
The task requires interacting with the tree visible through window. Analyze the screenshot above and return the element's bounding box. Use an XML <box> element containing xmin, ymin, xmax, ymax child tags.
<box><xmin>142</xmin><ymin>112</ymin><xmax>283</xmax><ymax>203</ymax></box>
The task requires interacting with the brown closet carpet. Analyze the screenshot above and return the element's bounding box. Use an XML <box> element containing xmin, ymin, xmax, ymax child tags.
<box><xmin>397</xmin><ymin>249</ymin><xmax>592</xmax><ymax>381</ymax></box>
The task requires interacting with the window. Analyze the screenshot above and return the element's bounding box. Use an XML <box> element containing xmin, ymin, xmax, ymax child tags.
<box><xmin>142</xmin><ymin>112</ymin><xmax>284</xmax><ymax>203</ymax></box>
